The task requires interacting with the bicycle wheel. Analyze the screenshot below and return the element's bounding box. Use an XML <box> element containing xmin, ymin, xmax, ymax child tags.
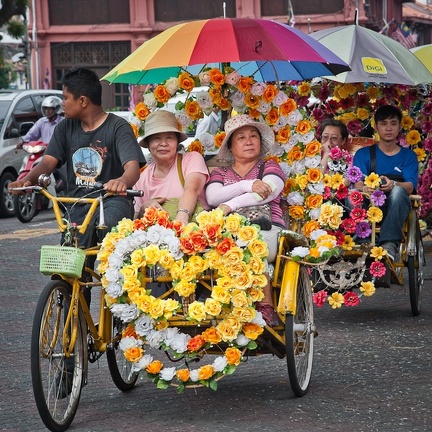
<box><xmin>31</xmin><ymin>280</ymin><xmax>86</xmax><ymax>432</ymax></box>
<box><xmin>285</xmin><ymin>265</ymin><xmax>315</xmax><ymax>397</ymax></box>
<box><xmin>408</xmin><ymin>222</ymin><xmax>424</xmax><ymax>316</ymax></box>
<box><xmin>106</xmin><ymin>315</ymin><xmax>139</xmax><ymax>391</ymax></box>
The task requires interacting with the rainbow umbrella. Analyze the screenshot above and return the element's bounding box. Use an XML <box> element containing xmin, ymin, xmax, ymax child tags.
<box><xmin>102</xmin><ymin>18</ymin><xmax>350</xmax><ymax>84</ymax></box>
<box><xmin>410</xmin><ymin>44</ymin><xmax>432</xmax><ymax>74</ymax></box>
<box><xmin>310</xmin><ymin>25</ymin><xmax>432</xmax><ymax>85</ymax></box>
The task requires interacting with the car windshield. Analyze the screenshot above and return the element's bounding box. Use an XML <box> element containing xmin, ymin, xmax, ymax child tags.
<box><xmin>0</xmin><ymin>100</ymin><xmax>12</xmax><ymax>127</ymax></box>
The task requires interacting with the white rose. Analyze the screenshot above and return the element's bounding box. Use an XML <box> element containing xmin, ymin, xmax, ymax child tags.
<box><xmin>163</xmin><ymin>327</ymin><xmax>180</xmax><ymax>347</ymax></box>
<box><xmin>279</xmin><ymin>161</ymin><xmax>292</xmax><ymax>177</ymax></box>
<box><xmin>290</xmin><ymin>246</ymin><xmax>310</xmax><ymax>258</ymax></box>
<box><xmin>189</xmin><ymin>369</ymin><xmax>199</xmax><ymax>382</ymax></box>
<box><xmin>251</xmin><ymin>311</ymin><xmax>266</xmax><ymax>327</ymax></box>
<box><xmin>235</xmin><ymin>334</ymin><xmax>250</xmax><ymax>347</ymax></box>
<box><xmin>198</xmin><ymin>71</ymin><xmax>211</xmax><ymax>86</ymax></box>
<box><xmin>308</xmin><ymin>208</ymin><xmax>321</xmax><ymax>220</ymax></box>
<box><xmin>310</xmin><ymin>229</ymin><xmax>328</xmax><ymax>241</ymax></box>
<box><xmin>199</xmin><ymin>132</ymin><xmax>217</xmax><ymax>151</ymax></box>
<box><xmin>159</xmin><ymin>366</ymin><xmax>176</xmax><ymax>381</ymax></box>
<box><xmin>225</xmin><ymin>70</ymin><xmax>241</xmax><ymax>85</ymax></box>
<box><xmin>165</xmin><ymin>77</ymin><xmax>179</xmax><ymax>95</ymax></box>
<box><xmin>272</xmin><ymin>90</ymin><xmax>288</xmax><ymax>107</ymax></box>
<box><xmin>304</xmin><ymin>155</ymin><xmax>322</xmax><ymax>169</ymax></box>
<box><xmin>286</xmin><ymin>109</ymin><xmax>303</xmax><ymax>126</ymax></box>
<box><xmin>213</xmin><ymin>356</ymin><xmax>228</xmax><ymax>372</ymax></box>
<box><xmin>110</xmin><ymin>303</ymin><xmax>139</xmax><ymax>323</ymax></box>
<box><xmin>105</xmin><ymin>267</ymin><xmax>121</xmax><ymax>283</ymax></box>
<box><xmin>195</xmin><ymin>90</ymin><xmax>213</xmax><ymax>110</ymax></box>
<box><xmin>106</xmin><ymin>281</ymin><xmax>123</xmax><ymax>298</ymax></box>
<box><xmin>115</xmin><ymin>239</ymin><xmax>130</xmax><ymax>256</ymax></box>
<box><xmin>143</xmin><ymin>93</ymin><xmax>157</xmax><ymax>110</ymax></box>
<box><xmin>170</xmin><ymin>332</ymin><xmax>190</xmax><ymax>353</ymax></box>
<box><xmin>134</xmin><ymin>314</ymin><xmax>154</xmax><ymax>336</ymax></box>
<box><xmin>146</xmin><ymin>329</ymin><xmax>165</xmax><ymax>348</ymax></box>
<box><xmin>269</xmin><ymin>143</ymin><xmax>285</xmax><ymax>157</ymax></box>
<box><xmin>175</xmin><ymin>110</ymin><xmax>193</xmax><ymax>129</ymax></box>
<box><xmin>132</xmin><ymin>354</ymin><xmax>153</xmax><ymax>372</ymax></box>
<box><xmin>230</xmin><ymin>91</ymin><xmax>246</xmax><ymax>112</ymax></box>
<box><xmin>291</xmin><ymin>159</ymin><xmax>306</xmax><ymax>175</ymax></box>
<box><xmin>257</xmin><ymin>100</ymin><xmax>270</xmax><ymax>114</ymax></box>
<box><xmin>287</xmin><ymin>191</ymin><xmax>304</xmax><ymax>206</ymax></box>
<box><xmin>108</xmin><ymin>252</ymin><xmax>124</xmax><ymax>269</ymax></box>
<box><xmin>251</xmin><ymin>82</ymin><xmax>266</xmax><ymax>96</ymax></box>
<box><xmin>308</xmin><ymin>182</ymin><xmax>325</xmax><ymax>194</ymax></box>
<box><xmin>146</xmin><ymin>225</ymin><xmax>163</xmax><ymax>244</ymax></box>
<box><xmin>119</xmin><ymin>336</ymin><xmax>142</xmax><ymax>351</ymax></box>
<box><xmin>301</xmin><ymin>131</ymin><xmax>315</xmax><ymax>144</ymax></box>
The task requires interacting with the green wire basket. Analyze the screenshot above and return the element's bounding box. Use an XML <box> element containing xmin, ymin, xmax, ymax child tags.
<box><xmin>40</xmin><ymin>245</ymin><xmax>86</xmax><ymax>278</ymax></box>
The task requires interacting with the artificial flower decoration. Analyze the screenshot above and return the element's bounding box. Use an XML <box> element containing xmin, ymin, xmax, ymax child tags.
<box><xmin>98</xmin><ymin>207</ymin><xmax>270</xmax><ymax>392</ymax></box>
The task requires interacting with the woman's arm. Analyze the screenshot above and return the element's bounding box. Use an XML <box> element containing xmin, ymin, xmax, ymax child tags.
<box><xmin>175</xmin><ymin>172</ymin><xmax>207</xmax><ymax>224</ymax></box>
<box><xmin>206</xmin><ymin>179</ymin><xmax>255</xmax><ymax>206</ymax></box>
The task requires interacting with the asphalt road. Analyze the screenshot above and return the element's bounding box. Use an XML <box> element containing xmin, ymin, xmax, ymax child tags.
<box><xmin>0</xmin><ymin>210</ymin><xmax>431</xmax><ymax>432</ymax></box>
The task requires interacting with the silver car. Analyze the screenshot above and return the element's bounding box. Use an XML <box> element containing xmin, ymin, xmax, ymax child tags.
<box><xmin>0</xmin><ymin>89</ymin><xmax>62</xmax><ymax>217</ymax></box>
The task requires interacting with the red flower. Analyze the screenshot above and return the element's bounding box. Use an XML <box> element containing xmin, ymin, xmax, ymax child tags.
<box><xmin>313</xmin><ymin>290</ymin><xmax>328</xmax><ymax>307</ymax></box>
<box><xmin>348</xmin><ymin>190</ymin><xmax>364</xmax><ymax>207</ymax></box>
<box><xmin>323</xmin><ymin>186</ymin><xmax>332</xmax><ymax>200</ymax></box>
<box><xmin>335</xmin><ymin>184</ymin><xmax>349</xmax><ymax>200</ymax></box>
<box><xmin>344</xmin><ymin>291</ymin><xmax>360</xmax><ymax>307</ymax></box>
<box><xmin>328</xmin><ymin>230</ymin><xmax>345</xmax><ymax>246</ymax></box>
<box><xmin>350</xmin><ymin>207</ymin><xmax>367</xmax><ymax>223</ymax></box>
<box><xmin>369</xmin><ymin>261</ymin><xmax>386</xmax><ymax>278</ymax></box>
<box><xmin>340</xmin><ymin>218</ymin><xmax>357</xmax><ymax>234</ymax></box>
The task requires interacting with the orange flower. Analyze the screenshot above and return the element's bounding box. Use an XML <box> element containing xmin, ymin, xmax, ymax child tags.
<box><xmin>297</xmin><ymin>81</ymin><xmax>311</xmax><ymax>96</ymax></box>
<box><xmin>124</xmin><ymin>346</ymin><xmax>143</xmax><ymax>363</ymax></box>
<box><xmin>262</xmin><ymin>84</ymin><xmax>278</xmax><ymax>103</ymax></box>
<box><xmin>237</xmin><ymin>76</ymin><xmax>254</xmax><ymax>93</ymax></box>
<box><xmin>134</xmin><ymin>102</ymin><xmax>150</xmax><ymax>121</ymax></box>
<box><xmin>304</xmin><ymin>140</ymin><xmax>321</xmax><ymax>157</ymax></box>
<box><xmin>275</xmin><ymin>126</ymin><xmax>291</xmax><ymax>143</ymax></box>
<box><xmin>244</xmin><ymin>93</ymin><xmax>261</xmax><ymax>109</ymax></box>
<box><xmin>295</xmin><ymin>119</ymin><xmax>312</xmax><ymax>135</ymax></box>
<box><xmin>284</xmin><ymin>177</ymin><xmax>297</xmax><ymax>193</ymax></box>
<box><xmin>302</xmin><ymin>220</ymin><xmax>321</xmax><ymax>237</ymax></box>
<box><xmin>214</xmin><ymin>131</ymin><xmax>226</xmax><ymax>148</ymax></box>
<box><xmin>309</xmin><ymin>247</ymin><xmax>321</xmax><ymax>258</ymax></box>
<box><xmin>218</xmin><ymin>98</ymin><xmax>232</xmax><ymax>111</ymax></box>
<box><xmin>197</xmin><ymin>364</ymin><xmax>215</xmax><ymax>380</ymax></box>
<box><xmin>146</xmin><ymin>360</ymin><xmax>163</xmax><ymax>374</ymax></box>
<box><xmin>248</xmin><ymin>108</ymin><xmax>261</xmax><ymax>119</ymax></box>
<box><xmin>306</xmin><ymin>168</ymin><xmax>323</xmax><ymax>183</ymax></box>
<box><xmin>204</xmin><ymin>223</ymin><xmax>223</xmax><ymax>245</ymax></box>
<box><xmin>156</xmin><ymin>212</ymin><xmax>171</xmax><ymax>228</ymax></box>
<box><xmin>188</xmin><ymin>140</ymin><xmax>204</xmax><ymax>155</ymax></box>
<box><xmin>406</xmin><ymin>130</ymin><xmax>421</xmax><ymax>145</ymax></box>
<box><xmin>141</xmin><ymin>206</ymin><xmax>159</xmax><ymax>225</ymax></box>
<box><xmin>178</xmin><ymin>72</ymin><xmax>195</xmax><ymax>92</ymax></box>
<box><xmin>242</xmin><ymin>322</ymin><xmax>264</xmax><ymax>340</ymax></box>
<box><xmin>176</xmin><ymin>368</ymin><xmax>190</xmax><ymax>382</ymax></box>
<box><xmin>265</xmin><ymin>107</ymin><xmax>280</xmax><ymax>126</ymax></box>
<box><xmin>280</xmin><ymin>98</ymin><xmax>297</xmax><ymax>116</ymax></box>
<box><xmin>185</xmin><ymin>100</ymin><xmax>203</xmax><ymax>121</ymax></box>
<box><xmin>225</xmin><ymin>347</ymin><xmax>242</xmax><ymax>365</ymax></box>
<box><xmin>187</xmin><ymin>335</ymin><xmax>206</xmax><ymax>352</ymax></box>
<box><xmin>289</xmin><ymin>205</ymin><xmax>305</xmax><ymax>220</ymax></box>
<box><xmin>130</xmin><ymin>122</ymin><xmax>139</xmax><ymax>138</ymax></box>
<box><xmin>209</xmin><ymin>68</ymin><xmax>225</xmax><ymax>86</ymax></box>
<box><xmin>215</xmin><ymin>237</ymin><xmax>236</xmax><ymax>255</ymax></box>
<box><xmin>122</xmin><ymin>325</ymin><xmax>138</xmax><ymax>339</ymax></box>
<box><xmin>202</xmin><ymin>326</ymin><xmax>222</xmax><ymax>344</ymax></box>
<box><xmin>153</xmin><ymin>85</ymin><xmax>171</xmax><ymax>103</ymax></box>
<box><xmin>305</xmin><ymin>194</ymin><xmax>323</xmax><ymax>209</ymax></box>
<box><xmin>209</xmin><ymin>87</ymin><xmax>222</xmax><ymax>104</ymax></box>
<box><xmin>189</xmin><ymin>230</ymin><xmax>209</xmax><ymax>252</ymax></box>
<box><xmin>287</xmin><ymin>146</ymin><xmax>304</xmax><ymax>163</ymax></box>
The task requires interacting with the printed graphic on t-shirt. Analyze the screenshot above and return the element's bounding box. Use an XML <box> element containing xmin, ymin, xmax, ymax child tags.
<box><xmin>72</xmin><ymin>147</ymin><xmax>103</xmax><ymax>186</ymax></box>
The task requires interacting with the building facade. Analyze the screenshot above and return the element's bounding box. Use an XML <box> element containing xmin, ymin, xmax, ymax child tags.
<box><xmin>26</xmin><ymin>0</ymin><xmax>427</xmax><ymax>110</ymax></box>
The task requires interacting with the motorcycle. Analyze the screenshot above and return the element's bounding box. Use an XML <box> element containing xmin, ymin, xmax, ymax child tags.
<box><xmin>14</xmin><ymin>141</ymin><xmax>66</xmax><ymax>223</ymax></box>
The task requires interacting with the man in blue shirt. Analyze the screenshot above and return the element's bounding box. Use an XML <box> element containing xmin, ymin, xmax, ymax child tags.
<box><xmin>353</xmin><ymin>105</ymin><xmax>418</xmax><ymax>260</ymax></box>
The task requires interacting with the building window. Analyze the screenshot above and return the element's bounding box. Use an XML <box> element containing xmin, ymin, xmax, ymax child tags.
<box><xmin>261</xmin><ymin>0</ymin><xmax>344</xmax><ymax>16</ymax></box>
<box><xmin>154</xmin><ymin>0</ymin><xmax>236</xmax><ymax>22</ymax></box>
<box><xmin>48</xmin><ymin>0</ymin><xmax>130</xmax><ymax>25</ymax></box>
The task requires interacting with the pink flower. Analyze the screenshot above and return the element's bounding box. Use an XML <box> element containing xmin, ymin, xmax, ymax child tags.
<box><xmin>369</xmin><ymin>261</ymin><xmax>386</xmax><ymax>278</ymax></box>
<box><xmin>329</xmin><ymin>147</ymin><xmax>343</xmax><ymax>160</ymax></box>
<box><xmin>313</xmin><ymin>290</ymin><xmax>328</xmax><ymax>307</ymax></box>
<box><xmin>343</xmin><ymin>291</ymin><xmax>360</xmax><ymax>307</ymax></box>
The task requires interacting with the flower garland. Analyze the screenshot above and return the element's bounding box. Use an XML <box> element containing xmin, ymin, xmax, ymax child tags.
<box><xmin>97</xmin><ymin>207</ymin><xmax>270</xmax><ymax>392</ymax></box>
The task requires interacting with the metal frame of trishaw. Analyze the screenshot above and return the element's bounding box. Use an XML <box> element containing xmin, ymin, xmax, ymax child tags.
<box><xmin>13</xmin><ymin>181</ymin><xmax>316</xmax><ymax>432</ymax></box>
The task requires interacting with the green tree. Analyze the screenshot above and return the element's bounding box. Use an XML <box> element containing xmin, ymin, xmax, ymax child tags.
<box><xmin>0</xmin><ymin>0</ymin><xmax>28</xmax><ymax>37</ymax></box>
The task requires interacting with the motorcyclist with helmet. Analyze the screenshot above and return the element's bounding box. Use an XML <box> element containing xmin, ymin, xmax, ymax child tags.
<box><xmin>20</xmin><ymin>95</ymin><xmax>64</xmax><ymax>145</ymax></box>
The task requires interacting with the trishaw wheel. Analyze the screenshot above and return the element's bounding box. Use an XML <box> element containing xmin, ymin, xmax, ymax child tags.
<box><xmin>31</xmin><ymin>280</ymin><xmax>85</xmax><ymax>432</ymax></box>
<box><xmin>285</xmin><ymin>265</ymin><xmax>314</xmax><ymax>397</ymax></box>
<box><xmin>107</xmin><ymin>316</ymin><xmax>139</xmax><ymax>391</ymax></box>
<box><xmin>407</xmin><ymin>224</ymin><xmax>424</xmax><ymax>316</ymax></box>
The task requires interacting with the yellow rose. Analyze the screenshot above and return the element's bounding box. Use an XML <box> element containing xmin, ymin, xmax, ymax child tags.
<box><xmin>216</xmin><ymin>317</ymin><xmax>241</xmax><ymax>342</ymax></box>
<box><xmin>224</xmin><ymin>213</ymin><xmax>242</xmax><ymax>234</ymax></box>
<box><xmin>120</xmin><ymin>265</ymin><xmax>137</xmax><ymax>281</ymax></box>
<box><xmin>204</xmin><ymin>249</ymin><xmax>222</xmax><ymax>269</ymax></box>
<box><xmin>401</xmin><ymin>115</ymin><xmax>414</xmax><ymax>130</ymax></box>
<box><xmin>180</xmin><ymin>263</ymin><xmax>197</xmax><ymax>282</ymax></box>
<box><xmin>130</xmin><ymin>249</ymin><xmax>146</xmax><ymax>268</ymax></box>
<box><xmin>289</xmin><ymin>205</ymin><xmax>305</xmax><ymax>220</ymax></box>
<box><xmin>174</xmin><ymin>280</ymin><xmax>196</xmax><ymax>297</ymax></box>
<box><xmin>238</xmin><ymin>225</ymin><xmax>259</xmax><ymax>242</ymax></box>
<box><xmin>116</xmin><ymin>218</ymin><xmax>134</xmax><ymax>236</ymax></box>
<box><xmin>232</xmin><ymin>306</ymin><xmax>256</xmax><ymax>322</ymax></box>
<box><xmin>211</xmin><ymin>286</ymin><xmax>231</xmax><ymax>304</ymax></box>
<box><xmin>169</xmin><ymin>259</ymin><xmax>185</xmax><ymax>279</ymax></box>
<box><xmin>228</xmin><ymin>261</ymin><xmax>248</xmax><ymax>276</ymax></box>
<box><xmin>295</xmin><ymin>174</ymin><xmax>308</xmax><ymax>190</ymax></box>
<box><xmin>247</xmin><ymin>256</ymin><xmax>265</xmax><ymax>275</ymax></box>
<box><xmin>146</xmin><ymin>360</ymin><xmax>163</xmax><ymax>374</ymax></box>
<box><xmin>143</xmin><ymin>244</ymin><xmax>161</xmax><ymax>265</ymax></box>
<box><xmin>188</xmin><ymin>255</ymin><xmax>207</xmax><ymax>273</ymax></box>
<box><xmin>122</xmin><ymin>278</ymin><xmax>141</xmax><ymax>293</ymax></box>
<box><xmin>328</xmin><ymin>215</ymin><xmax>342</xmax><ymax>230</ymax></box>
<box><xmin>251</xmin><ymin>274</ymin><xmax>268</xmax><ymax>289</ymax></box>
<box><xmin>176</xmin><ymin>369</ymin><xmax>190</xmax><ymax>382</ymax></box>
<box><xmin>247</xmin><ymin>239</ymin><xmax>269</xmax><ymax>259</ymax></box>
<box><xmin>215</xmin><ymin>276</ymin><xmax>234</xmax><ymax>290</ymax></box>
<box><xmin>234</xmin><ymin>270</ymin><xmax>254</xmax><ymax>290</ymax></box>
<box><xmin>356</xmin><ymin>107</ymin><xmax>370</xmax><ymax>121</ymax></box>
<box><xmin>158</xmin><ymin>249</ymin><xmax>174</xmax><ymax>269</ymax></box>
<box><xmin>231</xmin><ymin>289</ymin><xmax>251</xmax><ymax>308</ymax></box>
<box><xmin>246</xmin><ymin>287</ymin><xmax>265</xmax><ymax>302</ymax></box>
<box><xmin>188</xmin><ymin>301</ymin><xmax>207</xmax><ymax>321</ymax></box>
<box><xmin>149</xmin><ymin>298</ymin><xmax>165</xmax><ymax>319</ymax></box>
<box><xmin>163</xmin><ymin>298</ymin><xmax>180</xmax><ymax>313</ymax></box>
<box><xmin>204</xmin><ymin>298</ymin><xmax>222</xmax><ymax>316</ymax></box>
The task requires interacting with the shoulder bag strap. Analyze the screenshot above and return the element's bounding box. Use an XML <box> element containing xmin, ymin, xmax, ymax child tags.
<box><xmin>258</xmin><ymin>160</ymin><xmax>266</xmax><ymax>179</ymax></box>
<box><xmin>370</xmin><ymin>145</ymin><xmax>376</xmax><ymax>173</ymax></box>
<box><xmin>177</xmin><ymin>153</ymin><xmax>185</xmax><ymax>187</ymax></box>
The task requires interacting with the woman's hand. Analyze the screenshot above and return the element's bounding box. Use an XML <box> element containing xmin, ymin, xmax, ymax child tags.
<box><xmin>137</xmin><ymin>197</ymin><xmax>167</xmax><ymax>218</ymax></box>
<box><xmin>218</xmin><ymin>203</ymin><xmax>232</xmax><ymax>216</ymax></box>
<box><xmin>251</xmin><ymin>179</ymin><xmax>273</xmax><ymax>200</ymax></box>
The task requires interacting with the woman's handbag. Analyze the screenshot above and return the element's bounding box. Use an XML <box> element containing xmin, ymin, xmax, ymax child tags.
<box><xmin>161</xmin><ymin>154</ymin><xmax>205</xmax><ymax>222</ymax></box>
<box><xmin>235</xmin><ymin>162</ymin><xmax>272</xmax><ymax>230</ymax></box>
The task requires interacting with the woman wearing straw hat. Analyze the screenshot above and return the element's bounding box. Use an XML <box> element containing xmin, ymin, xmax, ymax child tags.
<box><xmin>134</xmin><ymin>110</ymin><xmax>210</xmax><ymax>224</ymax></box>
<box><xmin>206</xmin><ymin>114</ymin><xmax>286</xmax><ymax>327</ymax></box>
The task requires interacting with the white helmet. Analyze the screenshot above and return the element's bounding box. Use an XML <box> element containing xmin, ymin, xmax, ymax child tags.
<box><xmin>42</xmin><ymin>96</ymin><xmax>63</xmax><ymax>118</ymax></box>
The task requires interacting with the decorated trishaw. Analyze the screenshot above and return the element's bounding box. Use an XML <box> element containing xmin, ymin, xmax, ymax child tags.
<box><xmin>27</xmin><ymin>17</ymin><xmax>430</xmax><ymax>432</ymax></box>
